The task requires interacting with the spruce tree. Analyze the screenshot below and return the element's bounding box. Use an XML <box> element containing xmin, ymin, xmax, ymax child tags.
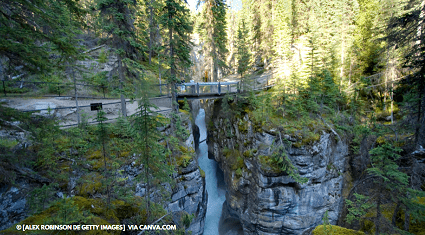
<box><xmin>159</xmin><ymin>0</ymin><xmax>192</xmax><ymax>117</ymax></box>
<box><xmin>198</xmin><ymin>0</ymin><xmax>228</xmax><ymax>82</ymax></box>
<box><xmin>132</xmin><ymin>94</ymin><xmax>173</xmax><ymax>223</ymax></box>
<box><xmin>0</xmin><ymin>0</ymin><xmax>85</xmax><ymax>75</ymax></box>
<box><xmin>259</xmin><ymin>0</ymin><xmax>274</xmax><ymax>68</ymax></box>
<box><xmin>387</xmin><ymin>0</ymin><xmax>425</xmax><ymax>147</ymax></box>
<box><xmin>346</xmin><ymin>142</ymin><xmax>425</xmax><ymax>234</ymax></box>
<box><xmin>236</xmin><ymin>20</ymin><xmax>250</xmax><ymax>80</ymax></box>
<box><xmin>96</xmin><ymin>0</ymin><xmax>144</xmax><ymax>117</ymax></box>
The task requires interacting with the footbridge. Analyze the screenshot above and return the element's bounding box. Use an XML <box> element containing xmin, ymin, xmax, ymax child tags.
<box><xmin>175</xmin><ymin>75</ymin><xmax>276</xmax><ymax>100</ymax></box>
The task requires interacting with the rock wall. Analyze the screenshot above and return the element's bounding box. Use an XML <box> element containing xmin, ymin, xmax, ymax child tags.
<box><xmin>206</xmin><ymin>102</ymin><xmax>349</xmax><ymax>235</ymax></box>
<box><xmin>0</xmin><ymin>113</ymin><xmax>207</xmax><ymax>234</ymax></box>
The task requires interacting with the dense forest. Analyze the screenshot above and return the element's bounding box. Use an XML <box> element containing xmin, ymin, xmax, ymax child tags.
<box><xmin>1</xmin><ymin>0</ymin><xmax>425</xmax><ymax>234</ymax></box>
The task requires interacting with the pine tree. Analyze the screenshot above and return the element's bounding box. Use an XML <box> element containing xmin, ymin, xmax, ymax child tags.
<box><xmin>259</xmin><ymin>0</ymin><xmax>274</xmax><ymax>69</ymax></box>
<box><xmin>96</xmin><ymin>0</ymin><xmax>144</xmax><ymax>117</ymax></box>
<box><xmin>387</xmin><ymin>0</ymin><xmax>425</xmax><ymax>147</ymax></box>
<box><xmin>272</xmin><ymin>0</ymin><xmax>293</xmax><ymax>83</ymax></box>
<box><xmin>198</xmin><ymin>0</ymin><xmax>228</xmax><ymax>81</ymax></box>
<box><xmin>94</xmin><ymin>109</ymin><xmax>112</xmax><ymax>205</ymax></box>
<box><xmin>132</xmin><ymin>93</ymin><xmax>173</xmax><ymax>223</ymax></box>
<box><xmin>0</xmin><ymin>0</ymin><xmax>85</xmax><ymax>75</ymax></box>
<box><xmin>236</xmin><ymin>20</ymin><xmax>250</xmax><ymax>79</ymax></box>
<box><xmin>346</xmin><ymin>142</ymin><xmax>425</xmax><ymax>234</ymax></box>
<box><xmin>226</xmin><ymin>5</ymin><xmax>238</xmax><ymax>73</ymax></box>
<box><xmin>159</xmin><ymin>0</ymin><xmax>192</xmax><ymax>117</ymax></box>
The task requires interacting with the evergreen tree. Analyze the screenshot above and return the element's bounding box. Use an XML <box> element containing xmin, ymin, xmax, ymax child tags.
<box><xmin>387</xmin><ymin>0</ymin><xmax>425</xmax><ymax>147</ymax></box>
<box><xmin>225</xmin><ymin>5</ymin><xmax>238</xmax><ymax>73</ymax></box>
<box><xmin>94</xmin><ymin>109</ymin><xmax>112</xmax><ymax>205</ymax></box>
<box><xmin>96</xmin><ymin>0</ymin><xmax>144</xmax><ymax>117</ymax></box>
<box><xmin>0</xmin><ymin>0</ymin><xmax>85</xmax><ymax>75</ymax></box>
<box><xmin>198</xmin><ymin>0</ymin><xmax>228</xmax><ymax>82</ymax></box>
<box><xmin>159</xmin><ymin>0</ymin><xmax>192</xmax><ymax>116</ymax></box>
<box><xmin>259</xmin><ymin>0</ymin><xmax>274</xmax><ymax>69</ymax></box>
<box><xmin>236</xmin><ymin>20</ymin><xmax>250</xmax><ymax>79</ymax></box>
<box><xmin>132</xmin><ymin>93</ymin><xmax>173</xmax><ymax>223</ymax></box>
<box><xmin>145</xmin><ymin>0</ymin><xmax>162</xmax><ymax>65</ymax></box>
<box><xmin>346</xmin><ymin>142</ymin><xmax>425</xmax><ymax>234</ymax></box>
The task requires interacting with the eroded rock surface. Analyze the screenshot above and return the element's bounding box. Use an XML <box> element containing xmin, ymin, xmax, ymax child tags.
<box><xmin>0</xmin><ymin>112</ymin><xmax>207</xmax><ymax>234</ymax></box>
<box><xmin>207</xmin><ymin>106</ymin><xmax>348</xmax><ymax>235</ymax></box>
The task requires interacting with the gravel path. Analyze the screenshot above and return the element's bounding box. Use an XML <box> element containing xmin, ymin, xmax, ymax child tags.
<box><xmin>1</xmin><ymin>96</ymin><xmax>172</xmax><ymax>128</ymax></box>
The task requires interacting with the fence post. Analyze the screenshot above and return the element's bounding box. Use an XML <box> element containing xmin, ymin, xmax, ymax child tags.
<box><xmin>167</xmin><ymin>84</ymin><xmax>170</xmax><ymax>97</ymax></box>
<box><xmin>227</xmin><ymin>84</ymin><xmax>230</xmax><ymax>93</ymax></box>
<box><xmin>197</xmin><ymin>83</ymin><xmax>200</xmax><ymax>96</ymax></box>
<box><xmin>102</xmin><ymin>86</ymin><xmax>105</xmax><ymax>98</ymax></box>
<box><xmin>218</xmin><ymin>82</ymin><xmax>221</xmax><ymax>95</ymax></box>
<box><xmin>267</xmin><ymin>75</ymin><xmax>269</xmax><ymax>87</ymax></box>
<box><xmin>2</xmin><ymin>81</ymin><xmax>6</xmax><ymax>96</ymax></box>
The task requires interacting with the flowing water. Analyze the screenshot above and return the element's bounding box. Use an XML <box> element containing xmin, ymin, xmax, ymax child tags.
<box><xmin>195</xmin><ymin>108</ymin><xmax>226</xmax><ymax>235</ymax></box>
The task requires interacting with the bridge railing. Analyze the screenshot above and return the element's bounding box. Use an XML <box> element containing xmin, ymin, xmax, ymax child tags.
<box><xmin>176</xmin><ymin>81</ymin><xmax>240</xmax><ymax>96</ymax></box>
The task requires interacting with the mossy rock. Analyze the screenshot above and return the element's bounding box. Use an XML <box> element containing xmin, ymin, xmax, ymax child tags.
<box><xmin>361</xmin><ymin>199</ymin><xmax>425</xmax><ymax>235</ymax></box>
<box><xmin>313</xmin><ymin>225</ymin><xmax>365</xmax><ymax>235</ymax></box>
<box><xmin>0</xmin><ymin>197</ymin><xmax>120</xmax><ymax>235</ymax></box>
<box><xmin>87</xmin><ymin>150</ymin><xmax>103</xmax><ymax>160</ymax></box>
<box><xmin>301</xmin><ymin>133</ymin><xmax>321</xmax><ymax>145</ymax></box>
<box><xmin>223</xmin><ymin>149</ymin><xmax>244</xmax><ymax>171</ymax></box>
<box><xmin>176</xmin><ymin>154</ymin><xmax>192</xmax><ymax>167</ymax></box>
<box><xmin>72</xmin><ymin>196</ymin><xmax>119</xmax><ymax>225</ymax></box>
<box><xmin>1</xmin><ymin>207</ymin><xmax>62</xmax><ymax>234</ymax></box>
<box><xmin>119</xmin><ymin>151</ymin><xmax>130</xmax><ymax>158</ymax></box>
<box><xmin>199</xmin><ymin>167</ymin><xmax>205</xmax><ymax>178</ymax></box>
<box><xmin>243</xmin><ymin>150</ymin><xmax>253</xmax><ymax>158</ymax></box>
<box><xmin>111</xmin><ymin>200</ymin><xmax>139</xmax><ymax>221</ymax></box>
<box><xmin>258</xmin><ymin>154</ymin><xmax>282</xmax><ymax>173</ymax></box>
<box><xmin>77</xmin><ymin>173</ymin><xmax>103</xmax><ymax>197</ymax></box>
<box><xmin>238</xmin><ymin>119</ymin><xmax>248</xmax><ymax>133</ymax></box>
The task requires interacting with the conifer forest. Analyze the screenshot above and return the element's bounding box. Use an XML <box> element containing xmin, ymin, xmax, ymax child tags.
<box><xmin>0</xmin><ymin>0</ymin><xmax>425</xmax><ymax>234</ymax></box>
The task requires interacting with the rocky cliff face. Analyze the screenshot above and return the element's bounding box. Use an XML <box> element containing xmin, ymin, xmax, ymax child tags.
<box><xmin>0</xmin><ymin>113</ymin><xmax>207</xmax><ymax>234</ymax></box>
<box><xmin>206</xmin><ymin>102</ymin><xmax>349</xmax><ymax>235</ymax></box>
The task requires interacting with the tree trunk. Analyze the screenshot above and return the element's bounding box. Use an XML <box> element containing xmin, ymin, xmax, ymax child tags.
<box><xmin>404</xmin><ymin>205</ymin><xmax>410</xmax><ymax>231</ymax></box>
<box><xmin>392</xmin><ymin>201</ymin><xmax>401</xmax><ymax>227</ymax></box>
<box><xmin>148</xmin><ymin>0</ymin><xmax>154</xmax><ymax>65</ymax></box>
<box><xmin>349</xmin><ymin>56</ymin><xmax>352</xmax><ymax>86</ymax></box>
<box><xmin>118</xmin><ymin>55</ymin><xmax>127</xmax><ymax>117</ymax></box>
<box><xmin>211</xmin><ymin>43</ymin><xmax>218</xmax><ymax>82</ymax></box>
<box><xmin>71</xmin><ymin>64</ymin><xmax>80</xmax><ymax>125</ymax></box>
<box><xmin>169</xmin><ymin>16</ymin><xmax>178</xmax><ymax>116</ymax></box>
<box><xmin>159</xmin><ymin>57</ymin><xmax>162</xmax><ymax>95</ymax></box>
<box><xmin>210</xmin><ymin>57</ymin><xmax>214</xmax><ymax>82</ymax></box>
<box><xmin>144</xmin><ymin>105</ymin><xmax>150</xmax><ymax>222</ymax></box>
<box><xmin>376</xmin><ymin>186</ymin><xmax>382</xmax><ymax>235</ymax></box>
<box><xmin>415</xmin><ymin>92</ymin><xmax>422</xmax><ymax>147</ymax></box>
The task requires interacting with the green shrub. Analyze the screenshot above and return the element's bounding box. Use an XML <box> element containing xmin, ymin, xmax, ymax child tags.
<box><xmin>313</xmin><ymin>225</ymin><xmax>365</xmax><ymax>235</ymax></box>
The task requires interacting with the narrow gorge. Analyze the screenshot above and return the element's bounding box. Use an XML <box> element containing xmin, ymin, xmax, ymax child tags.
<box><xmin>191</xmin><ymin>99</ymin><xmax>351</xmax><ymax>235</ymax></box>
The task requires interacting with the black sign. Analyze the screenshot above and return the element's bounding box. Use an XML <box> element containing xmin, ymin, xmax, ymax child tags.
<box><xmin>90</xmin><ymin>103</ymin><xmax>103</xmax><ymax>111</ymax></box>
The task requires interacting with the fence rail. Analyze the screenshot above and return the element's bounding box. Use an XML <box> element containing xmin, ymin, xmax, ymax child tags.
<box><xmin>0</xmin><ymin>80</ymin><xmax>173</xmax><ymax>99</ymax></box>
<box><xmin>1</xmin><ymin>74</ymin><xmax>276</xmax><ymax>128</ymax></box>
<box><xmin>175</xmin><ymin>74</ymin><xmax>275</xmax><ymax>97</ymax></box>
<box><xmin>1</xmin><ymin>73</ymin><xmax>276</xmax><ymax>99</ymax></box>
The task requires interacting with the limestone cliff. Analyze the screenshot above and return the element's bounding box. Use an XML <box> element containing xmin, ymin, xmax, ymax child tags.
<box><xmin>206</xmin><ymin>101</ymin><xmax>349</xmax><ymax>235</ymax></box>
<box><xmin>0</xmin><ymin>112</ymin><xmax>207</xmax><ymax>234</ymax></box>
